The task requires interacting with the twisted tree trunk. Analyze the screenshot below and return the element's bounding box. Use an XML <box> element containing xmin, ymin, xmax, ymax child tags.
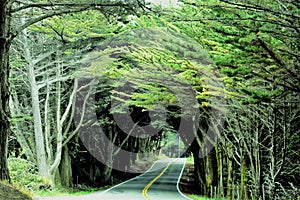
<box><xmin>0</xmin><ymin>0</ymin><xmax>12</xmax><ymax>181</ymax></box>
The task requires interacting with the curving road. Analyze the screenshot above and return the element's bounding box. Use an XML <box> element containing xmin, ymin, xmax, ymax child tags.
<box><xmin>99</xmin><ymin>158</ymin><xmax>191</xmax><ymax>200</ymax></box>
<box><xmin>36</xmin><ymin>158</ymin><xmax>191</xmax><ymax>200</ymax></box>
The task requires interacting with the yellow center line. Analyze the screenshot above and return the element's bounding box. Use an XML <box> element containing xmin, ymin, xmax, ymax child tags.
<box><xmin>142</xmin><ymin>162</ymin><xmax>172</xmax><ymax>200</ymax></box>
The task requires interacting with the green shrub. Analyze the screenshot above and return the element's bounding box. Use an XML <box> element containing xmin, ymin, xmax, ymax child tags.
<box><xmin>186</xmin><ymin>154</ymin><xmax>194</xmax><ymax>164</ymax></box>
<box><xmin>8</xmin><ymin>157</ymin><xmax>45</xmax><ymax>192</ymax></box>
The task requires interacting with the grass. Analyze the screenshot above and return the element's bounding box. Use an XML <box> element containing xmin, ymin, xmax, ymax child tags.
<box><xmin>188</xmin><ymin>194</ymin><xmax>227</xmax><ymax>200</ymax></box>
<box><xmin>0</xmin><ymin>181</ymin><xmax>33</xmax><ymax>200</ymax></box>
<box><xmin>6</xmin><ymin>154</ymin><xmax>171</xmax><ymax>199</ymax></box>
<box><xmin>8</xmin><ymin>157</ymin><xmax>46</xmax><ymax>193</ymax></box>
<box><xmin>35</xmin><ymin>154</ymin><xmax>164</xmax><ymax>197</ymax></box>
<box><xmin>36</xmin><ymin>185</ymin><xmax>110</xmax><ymax>197</ymax></box>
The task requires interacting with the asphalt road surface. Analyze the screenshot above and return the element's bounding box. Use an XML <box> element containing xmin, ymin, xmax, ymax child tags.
<box><xmin>99</xmin><ymin>158</ymin><xmax>191</xmax><ymax>200</ymax></box>
<box><xmin>37</xmin><ymin>158</ymin><xmax>191</xmax><ymax>200</ymax></box>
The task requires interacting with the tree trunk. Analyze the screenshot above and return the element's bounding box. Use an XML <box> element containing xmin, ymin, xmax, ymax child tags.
<box><xmin>216</xmin><ymin>145</ymin><xmax>224</xmax><ymax>197</ymax></box>
<box><xmin>49</xmin><ymin>61</ymin><xmax>64</xmax><ymax>185</ymax></box>
<box><xmin>60</xmin><ymin>146</ymin><xmax>72</xmax><ymax>188</ymax></box>
<box><xmin>23</xmin><ymin>26</ymin><xmax>49</xmax><ymax>177</ymax></box>
<box><xmin>102</xmin><ymin>165</ymin><xmax>113</xmax><ymax>184</ymax></box>
<box><xmin>0</xmin><ymin>0</ymin><xmax>12</xmax><ymax>181</ymax></box>
<box><xmin>10</xmin><ymin>95</ymin><xmax>35</xmax><ymax>162</ymax></box>
<box><xmin>240</xmin><ymin>145</ymin><xmax>248</xmax><ymax>200</ymax></box>
<box><xmin>190</xmin><ymin>140</ymin><xmax>206</xmax><ymax>194</ymax></box>
<box><xmin>102</xmin><ymin>127</ymin><xmax>114</xmax><ymax>184</ymax></box>
<box><xmin>205</xmin><ymin>153</ymin><xmax>214</xmax><ymax>196</ymax></box>
<box><xmin>0</xmin><ymin>131</ymin><xmax>10</xmax><ymax>181</ymax></box>
<box><xmin>227</xmin><ymin>155</ymin><xmax>233</xmax><ymax>199</ymax></box>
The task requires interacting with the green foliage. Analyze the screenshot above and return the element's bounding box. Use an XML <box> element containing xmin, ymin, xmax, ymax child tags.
<box><xmin>188</xmin><ymin>194</ymin><xmax>228</xmax><ymax>200</ymax></box>
<box><xmin>186</xmin><ymin>154</ymin><xmax>194</xmax><ymax>164</ymax></box>
<box><xmin>11</xmin><ymin>114</ymin><xmax>33</xmax><ymax>125</ymax></box>
<box><xmin>8</xmin><ymin>157</ymin><xmax>46</xmax><ymax>192</ymax></box>
<box><xmin>171</xmin><ymin>0</ymin><xmax>299</xmax><ymax>103</ymax></box>
<box><xmin>83</xmin><ymin>26</ymin><xmax>224</xmax><ymax>120</ymax></box>
<box><xmin>36</xmin><ymin>186</ymin><xmax>104</xmax><ymax>197</ymax></box>
<box><xmin>29</xmin><ymin>10</ymin><xmax>120</xmax><ymax>43</ymax></box>
<box><xmin>161</xmin><ymin>130</ymin><xmax>184</xmax><ymax>147</ymax></box>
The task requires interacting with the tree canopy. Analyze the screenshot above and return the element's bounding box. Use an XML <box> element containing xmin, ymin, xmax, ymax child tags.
<box><xmin>0</xmin><ymin>0</ymin><xmax>299</xmax><ymax>199</ymax></box>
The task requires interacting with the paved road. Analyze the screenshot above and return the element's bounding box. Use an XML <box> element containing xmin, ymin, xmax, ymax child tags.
<box><xmin>36</xmin><ymin>158</ymin><xmax>190</xmax><ymax>200</ymax></box>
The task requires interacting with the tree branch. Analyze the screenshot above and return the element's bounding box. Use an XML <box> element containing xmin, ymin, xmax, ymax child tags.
<box><xmin>15</xmin><ymin>6</ymin><xmax>91</xmax><ymax>36</ymax></box>
<box><xmin>14</xmin><ymin>1</ymin><xmax>133</xmax><ymax>37</ymax></box>
<box><xmin>220</xmin><ymin>0</ymin><xmax>300</xmax><ymax>19</ymax></box>
<box><xmin>12</xmin><ymin>2</ymin><xmax>128</xmax><ymax>13</ymax></box>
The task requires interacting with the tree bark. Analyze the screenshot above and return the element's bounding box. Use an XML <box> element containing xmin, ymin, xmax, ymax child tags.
<box><xmin>216</xmin><ymin>145</ymin><xmax>224</xmax><ymax>197</ymax></box>
<box><xmin>240</xmin><ymin>143</ymin><xmax>248</xmax><ymax>200</ymax></box>
<box><xmin>227</xmin><ymin>155</ymin><xmax>233</xmax><ymax>199</ymax></box>
<box><xmin>190</xmin><ymin>140</ymin><xmax>206</xmax><ymax>194</ymax></box>
<box><xmin>0</xmin><ymin>0</ymin><xmax>12</xmax><ymax>181</ymax></box>
<box><xmin>9</xmin><ymin>95</ymin><xmax>35</xmax><ymax>162</ymax></box>
<box><xmin>24</xmin><ymin>27</ymin><xmax>49</xmax><ymax>178</ymax></box>
<box><xmin>60</xmin><ymin>146</ymin><xmax>72</xmax><ymax>187</ymax></box>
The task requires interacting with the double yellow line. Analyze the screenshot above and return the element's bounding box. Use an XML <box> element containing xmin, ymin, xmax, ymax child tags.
<box><xmin>142</xmin><ymin>162</ymin><xmax>172</xmax><ymax>200</ymax></box>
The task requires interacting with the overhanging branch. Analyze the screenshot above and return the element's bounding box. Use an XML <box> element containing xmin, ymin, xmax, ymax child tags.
<box><xmin>15</xmin><ymin>6</ymin><xmax>91</xmax><ymax>36</ymax></box>
<box><xmin>12</xmin><ymin>1</ymin><xmax>128</xmax><ymax>13</ymax></box>
<box><xmin>13</xmin><ymin>1</ymin><xmax>135</xmax><ymax>37</ymax></box>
